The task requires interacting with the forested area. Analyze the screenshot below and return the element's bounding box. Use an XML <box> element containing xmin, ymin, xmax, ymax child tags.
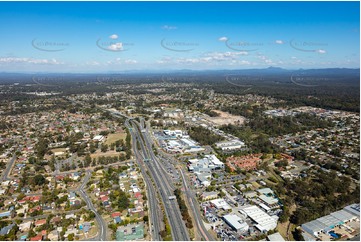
<box><xmin>271</xmin><ymin>169</ymin><xmax>360</xmax><ymax>225</ymax></box>
<box><xmin>188</xmin><ymin>126</ymin><xmax>223</xmax><ymax>145</ymax></box>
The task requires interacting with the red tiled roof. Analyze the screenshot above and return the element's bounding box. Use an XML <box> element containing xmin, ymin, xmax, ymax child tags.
<box><xmin>111</xmin><ymin>212</ymin><xmax>121</xmax><ymax>218</ymax></box>
<box><xmin>35</xmin><ymin>219</ymin><xmax>46</xmax><ymax>226</ymax></box>
<box><xmin>30</xmin><ymin>234</ymin><xmax>42</xmax><ymax>241</ymax></box>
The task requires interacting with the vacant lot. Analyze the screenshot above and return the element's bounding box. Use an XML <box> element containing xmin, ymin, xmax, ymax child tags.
<box><xmin>105</xmin><ymin>132</ymin><xmax>127</xmax><ymax>146</ymax></box>
<box><xmin>206</xmin><ymin>110</ymin><xmax>245</xmax><ymax>126</ymax></box>
<box><xmin>90</xmin><ymin>150</ymin><xmax>125</xmax><ymax>159</ymax></box>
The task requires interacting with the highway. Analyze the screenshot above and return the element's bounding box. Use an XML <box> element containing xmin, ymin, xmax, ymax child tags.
<box><xmin>179</xmin><ymin>168</ymin><xmax>215</xmax><ymax>241</ymax></box>
<box><xmin>128</xmin><ymin>119</ymin><xmax>189</xmax><ymax>241</ymax></box>
<box><xmin>0</xmin><ymin>154</ymin><xmax>16</xmax><ymax>182</ymax></box>
<box><xmin>144</xmin><ymin>119</ymin><xmax>214</xmax><ymax>241</ymax></box>
<box><xmin>125</xmin><ymin>119</ymin><xmax>162</xmax><ymax>241</ymax></box>
<box><xmin>76</xmin><ymin>170</ymin><xmax>107</xmax><ymax>241</ymax></box>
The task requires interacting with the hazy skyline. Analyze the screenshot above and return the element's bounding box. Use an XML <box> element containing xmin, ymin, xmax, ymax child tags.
<box><xmin>0</xmin><ymin>1</ymin><xmax>359</xmax><ymax>72</ymax></box>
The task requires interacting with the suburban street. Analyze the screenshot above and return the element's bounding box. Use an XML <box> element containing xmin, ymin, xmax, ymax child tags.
<box><xmin>0</xmin><ymin>155</ymin><xmax>16</xmax><ymax>182</ymax></box>
<box><xmin>76</xmin><ymin>170</ymin><xmax>107</xmax><ymax>241</ymax></box>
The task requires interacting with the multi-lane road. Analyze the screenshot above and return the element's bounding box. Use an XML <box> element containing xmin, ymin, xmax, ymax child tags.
<box><xmin>125</xmin><ymin>119</ymin><xmax>162</xmax><ymax>241</ymax></box>
<box><xmin>127</xmin><ymin>118</ymin><xmax>189</xmax><ymax>241</ymax></box>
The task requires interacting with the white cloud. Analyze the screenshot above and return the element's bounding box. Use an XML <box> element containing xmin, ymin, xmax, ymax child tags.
<box><xmin>316</xmin><ymin>49</ymin><xmax>326</xmax><ymax>54</ymax></box>
<box><xmin>124</xmin><ymin>59</ymin><xmax>137</xmax><ymax>64</ymax></box>
<box><xmin>162</xmin><ymin>25</ymin><xmax>177</xmax><ymax>30</ymax></box>
<box><xmin>86</xmin><ymin>61</ymin><xmax>100</xmax><ymax>66</ymax></box>
<box><xmin>108</xmin><ymin>42</ymin><xmax>123</xmax><ymax>51</ymax></box>
<box><xmin>159</xmin><ymin>51</ymin><xmax>249</xmax><ymax>65</ymax></box>
<box><xmin>275</xmin><ymin>40</ymin><xmax>284</xmax><ymax>44</ymax></box>
<box><xmin>0</xmin><ymin>57</ymin><xmax>63</xmax><ymax>65</ymax></box>
<box><xmin>109</xmin><ymin>34</ymin><xmax>118</xmax><ymax>40</ymax></box>
<box><xmin>218</xmin><ymin>36</ymin><xmax>228</xmax><ymax>42</ymax></box>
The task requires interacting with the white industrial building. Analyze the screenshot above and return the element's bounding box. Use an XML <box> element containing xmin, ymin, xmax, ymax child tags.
<box><xmin>188</xmin><ymin>154</ymin><xmax>224</xmax><ymax>172</ymax></box>
<box><xmin>210</xmin><ymin>198</ymin><xmax>232</xmax><ymax>211</ymax></box>
<box><xmin>215</xmin><ymin>139</ymin><xmax>245</xmax><ymax>151</ymax></box>
<box><xmin>267</xmin><ymin>232</ymin><xmax>285</xmax><ymax>241</ymax></box>
<box><xmin>223</xmin><ymin>214</ymin><xmax>249</xmax><ymax>232</ymax></box>
<box><xmin>239</xmin><ymin>205</ymin><xmax>278</xmax><ymax>232</ymax></box>
<box><xmin>301</xmin><ymin>203</ymin><xmax>360</xmax><ymax>239</ymax></box>
<box><xmin>163</xmin><ymin>130</ymin><xmax>183</xmax><ymax>137</ymax></box>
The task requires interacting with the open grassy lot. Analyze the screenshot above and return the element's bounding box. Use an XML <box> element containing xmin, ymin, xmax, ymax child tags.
<box><xmin>105</xmin><ymin>132</ymin><xmax>127</xmax><ymax>146</ymax></box>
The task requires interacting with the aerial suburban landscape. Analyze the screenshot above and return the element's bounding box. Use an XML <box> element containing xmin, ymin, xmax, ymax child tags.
<box><xmin>0</xmin><ymin>1</ymin><xmax>360</xmax><ymax>242</ymax></box>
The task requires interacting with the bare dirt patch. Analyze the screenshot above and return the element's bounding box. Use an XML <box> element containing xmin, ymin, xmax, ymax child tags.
<box><xmin>206</xmin><ymin>110</ymin><xmax>245</xmax><ymax>126</ymax></box>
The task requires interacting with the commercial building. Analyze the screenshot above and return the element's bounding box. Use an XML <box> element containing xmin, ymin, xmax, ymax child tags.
<box><xmin>210</xmin><ymin>198</ymin><xmax>232</xmax><ymax>211</ymax></box>
<box><xmin>301</xmin><ymin>203</ymin><xmax>360</xmax><ymax>239</ymax></box>
<box><xmin>239</xmin><ymin>205</ymin><xmax>278</xmax><ymax>232</ymax></box>
<box><xmin>267</xmin><ymin>232</ymin><xmax>285</xmax><ymax>241</ymax></box>
<box><xmin>215</xmin><ymin>139</ymin><xmax>245</xmax><ymax>151</ymax></box>
<box><xmin>223</xmin><ymin>214</ymin><xmax>249</xmax><ymax>232</ymax></box>
<box><xmin>188</xmin><ymin>155</ymin><xmax>224</xmax><ymax>172</ymax></box>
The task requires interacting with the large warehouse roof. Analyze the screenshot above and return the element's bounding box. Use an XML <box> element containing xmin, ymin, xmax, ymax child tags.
<box><xmin>301</xmin><ymin>220</ymin><xmax>326</xmax><ymax>234</ymax></box>
<box><xmin>316</xmin><ymin>215</ymin><xmax>342</xmax><ymax>231</ymax></box>
<box><xmin>240</xmin><ymin>205</ymin><xmax>277</xmax><ymax>232</ymax></box>
<box><xmin>223</xmin><ymin>214</ymin><xmax>249</xmax><ymax>231</ymax></box>
<box><xmin>331</xmin><ymin>210</ymin><xmax>356</xmax><ymax>222</ymax></box>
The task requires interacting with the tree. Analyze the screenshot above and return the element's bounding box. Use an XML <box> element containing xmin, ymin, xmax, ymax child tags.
<box><xmin>32</xmin><ymin>174</ymin><xmax>46</xmax><ymax>186</ymax></box>
<box><xmin>101</xmin><ymin>144</ymin><xmax>108</xmax><ymax>153</ymax></box>
<box><xmin>68</xmin><ymin>233</ymin><xmax>74</xmax><ymax>241</ymax></box>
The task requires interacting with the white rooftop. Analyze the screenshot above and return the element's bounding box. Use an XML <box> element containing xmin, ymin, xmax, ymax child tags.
<box><xmin>223</xmin><ymin>214</ymin><xmax>249</xmax><ymax>231</ymax></box>
<box><xmin>240</xmin><ymin>205</ymin><xmax>277</xmax><ymax>232</ymax></box>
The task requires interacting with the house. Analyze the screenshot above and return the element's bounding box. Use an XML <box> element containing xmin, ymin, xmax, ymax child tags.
<box><xmin>24</xmin><ymin>195</ymin><xmax>41</xmax><ymax>203</ymax></box>
<box><xmin>65</xmin><ymin>213</ymin><xmax>76</xmax><ymax>219</ymax></box>
<box><xmin>35</xmin><ymin>219</ymin><xmax>47</xmax><ymax>227</ymax></box>
<box><xmin>28</xmin><ymin>206</ymin><xmax>41</xmax><ymax>214</ymax></box>
<box><xmin>101</xmin><ymin>196</ymin><xmax>109</xmax><ymax>202</ymax></box>
<box><xmin>0</xmin><ymin>223</ymin><xmax>15</xmax><ymax>236</ymax></box>
<box><xmin>83</xmin><ymin>222</ymin><xmax>91</xmax><ymax>233</ymax></box>
<box><xmin>0</xmin><ymin>211</ymin><xmax>12</xmax><ymax>218</ymax></box>
<box><xmin>47</xmin><ymin>230</ymin><xmax>58</xmax><ymax>241</ymax></box>
<box><xmin>30</xmin><ymin>234</ymin><xmax>42</xmax><ymax>241</ymax></box>
<box><xmin>112</xmin><ymin>212</ymin><xmax>121</xmax><ymax>218</ymax></box>
<box><xmin>200</xmin><ymin>191</ymin><xmax>218</xmax><ymax>201</ymax></box>
<box><xmin>19</xmin><ymin>221</ymin><xmax>32</xmax><ymax>232</ymax></box>
<box><xmin>114</xmin><ymin>216</ymin><xmax>122</xmax><ymax>224</ymax></box>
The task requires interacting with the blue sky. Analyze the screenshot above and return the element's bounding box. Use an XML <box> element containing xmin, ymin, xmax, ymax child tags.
<box><xmin>0</xmin><ymin>1</ymin><xmax>359</xmax><ymax>72</ymax></box>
